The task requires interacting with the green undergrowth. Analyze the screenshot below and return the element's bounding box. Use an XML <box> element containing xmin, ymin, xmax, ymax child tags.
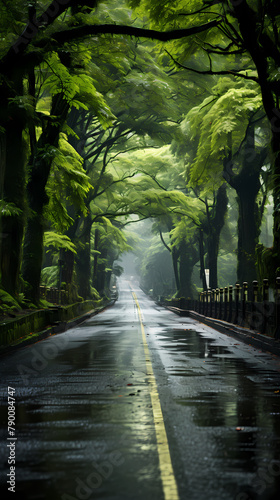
<box><xmin>0</xmin><ymin>288</ymin><xmax>22</xmax><ymax>316</ymax></box>
<box><xmin>0</xmin><ymin>281</ymin><xmax>104</xmax><ymax>327</ymax></box>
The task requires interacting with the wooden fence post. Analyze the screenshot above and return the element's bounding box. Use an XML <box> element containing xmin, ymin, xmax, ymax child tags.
<box><xmin>193</xmin><ymin>277</ymin><xmax>279</xmax><ymax>336</ymax></box>
<box><xmin>234</xmin><ymin>283</ymin><xmax>240</xmax><ymax>324</ymax></box>
<box><xmin>200</xmin><ymin>292</ymin><xmax>203</xmax><ymax>315</ymax></box>
<box><xmin>219</xmin><ymin>288</ymin><xmax>223</xmax><ymax>319</ymax></box>
<box><xmin>202</xmin><ymin>292</ymin><xmax>207</xmax><ymax>316</ymax></box>
<box><xmin>241</xmin><ymin>282</ymin><xmax>248</xmax><ymax>327</ymax></box>
<box><xmin>275</xmin><ymin>277</ymin><xmax>280</xmax><ymax>339</ymax></box>
<box><xmin>207</xmin><ymin>289</ymin><xmax>212</xmax><ymax>317</ymax></box>
<box><xmin>228</xmin><ymin>285</ymin><xmax>233</xmax><ymax>323</ymax></box>
<box><xmin>214</xmin><ymin>288</ymin><xmax>219</xmax><ymax>318</ymax></box>
<box><xmin>261</xmin><ymin>279</ymin><xmax>269</xmax><ymax>334</ymax></box>
<box><xmin>223</xmin><ymin>287</ymin><xmax>228</xmax><ymax>321</ymax></box>
<box><xmin>250</xmin><ymin>280</ymin><xmax>259</xmax><ymax>330</ymax></box>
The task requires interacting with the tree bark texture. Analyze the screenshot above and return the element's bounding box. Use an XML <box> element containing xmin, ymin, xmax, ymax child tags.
<box><xmin>198</xmin><ymin>229</ymin><xmax>207</xmax><ymax>291</ymax></box>
<box><xmin>231</xmin><ymin>0</ymin><xmax>280</xmax><ymax>276</ymax></box>
<box><xmin>225</xmin><ymin>126</ymin><xmax>264</xmax><ymax>284</ymax></box>
<box><xmin>22</xmin><ymin>94</ymin><xmax>69</xmax><ymax>302</ymax></box>
<box><xmin>207</xmin><ymin>184</ymin><xmax>228</xmax><ymax>289</ymax></box>
<box><xmin>76</xmin><ymin>215</ymin><xmax>92</xmax><ymax>299</ymax></box>
<box><xmin>177</xmin><ymin>240</ymin><xmax>197</xmax><ymax>299</ymax></box>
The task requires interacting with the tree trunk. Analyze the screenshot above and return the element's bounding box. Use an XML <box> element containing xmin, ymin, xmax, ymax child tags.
<box><xmin>231</xmin><ymin>0</ymin><xmax>280</xmax><ymax>278</ymax></box>
<box><xmin>224</xmin><ymin>125</ymin><xmax>265</xmax><ymax>284</ymax></box>
<box><xmin>104</xmin><ymin>252</ymin><xmax>115</xmax><ymax>292</ymax></box>
<box><xmin>0</xmin><ymin>121</ymin><xmax>25</xmax><ymax>296</ymax></box>
<box><xmin>236</xmin><ymin>185</ymin><xmax>260</xmax><ymax>284</ymax></box>
<box><xmin>198</xmin><ymin>229</ymin><xmax>207</xmax><ymax>291</ymax></box>
<box><xmin>92</xmin><ymin>227</ymin><xmax>100</xmax><ymax>286</ymax></box>
<box><xmin>61</xmin><ymin>214</ymin><xmax>80</xmax><ymax>286</ymax></box>
<box><xmin>159</xmin><ymin>226</ymin><xmax>180</xmax><ymax>293</ymax></box>
<box><xmin>22</xmin><ymin>94</ymin><xmax>69</xmax><ymax>303</ymax></box>
<box><xmin>207</xmin><ymin>184</ymin><xmax>228</xmax><ymax>289</ymax></box>
<box><xmin>176</xmin><ymin>240</ymin><xmax>197</xmax><ymax>299</ymax></box>
<box><xmin>0</xmin><ymin>70</ymin><xmax>25</xmax><ymax>297</ymax></box>
<box><xmin>76</xmin><ymin>215</ymin><xmax>92</xmax><ymax>299</ymax></box>
<box><xmin>271</xmin><ymin>130</ymin><xmax>280</xmax><ymax>263</ymax></box>
<box><xmin>95</xmin><ymin>246</ymin><xmax>108</xmax><ymax>296</ymax></box>
<box><xmin>171</xmin><ymin>248</ymin><xmax>180</xmax><ymax>293</ymax></box>
<box><xmin>61</xmin><ymin>249</ymin><xmax>75</xmax><ymax>285</ymax></box>
<box><xmin>261</xmin><ymin>129</ymin><xmax>280</xmax><ymax>282</ymax></box>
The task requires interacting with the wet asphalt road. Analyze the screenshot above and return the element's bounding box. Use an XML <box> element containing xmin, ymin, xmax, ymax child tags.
<box><xmin>0</xmin><ymin>279</ymin><xmax>280</xmax><ymax>500</ymax></box>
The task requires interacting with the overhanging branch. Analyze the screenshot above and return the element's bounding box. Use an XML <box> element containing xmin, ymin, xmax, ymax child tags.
<box><xmin>49</xmin><ymin>20</ymin><xmax>221</xmax><ymax>45</ymax></box>
<box><xmin>0</xmin><ymin>18</ymin><xmax>221</xmax><ymax>75</ymax></box>
<box><xmin>165</xmin><ymin>49</ymin><xmax>259</xmax><ymax>83</ymax></box>
<box><xmin>159</xmin><ymin>230</ymin><xmax>171</xmax><ymax>253</ymax></box>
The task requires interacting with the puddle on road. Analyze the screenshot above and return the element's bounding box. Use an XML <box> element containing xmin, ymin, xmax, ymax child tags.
<box><xmin>158</xmin><ymin>328</ymin><xmax>280</xmax><ymax>414</ymax></box>
<box><xmin>159</xmin><ymin>328</ymin><xmax>238</xmax><ymax>359</ymax></box>
<box><xmin>156</xmin><ymin>326</ymin><xmax>280</xmax><ymax>496</ymax></box>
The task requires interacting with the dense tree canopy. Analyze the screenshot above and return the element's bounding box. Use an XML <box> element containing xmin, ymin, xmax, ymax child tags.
<box><xmin>0</xmin><ymin>0</ymin><xmax>279</xmax><ymax>313</ymax></box>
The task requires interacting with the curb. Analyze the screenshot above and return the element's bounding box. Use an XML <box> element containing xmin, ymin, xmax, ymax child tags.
<box><xmin>0</xmin><ymin>298</ymin><xmax>117</xmax><ymax>357</ymax></box>
<box><xmin>189</xmin><ymin>311</ymin><xmax>280</xmax><ymax>357</ymax></box>
<box><xmin>165</xmin><ymin>306</ymin><xmax>190</xmax><ymax>317</ymax></box>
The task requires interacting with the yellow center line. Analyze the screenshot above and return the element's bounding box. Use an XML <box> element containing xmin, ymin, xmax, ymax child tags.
<box><xmin>132</xmin><ymin>292</ymin><xmax>179</xmax><ymax>500</ymax></box>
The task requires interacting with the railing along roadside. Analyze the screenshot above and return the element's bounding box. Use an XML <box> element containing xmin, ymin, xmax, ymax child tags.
<box><xmin>196</xmin><ymin>278</ymin><xmax>280</xmax><ymax>339</ymax></box>
<box><xmin>159</xmin><ymin>278</ymin><xmax>280</xmax><ymax>340</ymax></box>
<box><xmin>39</xmin><ymin>286</ymin><xmax>69</xmax><ymax>305</ymax></box>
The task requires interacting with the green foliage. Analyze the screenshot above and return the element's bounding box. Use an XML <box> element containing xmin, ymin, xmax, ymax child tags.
<box><xmin>45</xmin><ymin>133</ymin><xmax>92</xmax><ymax>231</ymax></box>
<box><xmin>0</xmin><ymin>200</ymin><xmax>22</xmax><ymax>217</ymax></box>
<box><xmin>0</xmin><ymin>288</ymin><xmax>21</xmax><ymax>315</ymax></box>
<box><xmin>92</xmin><ymin>217</ymin><xmax>133</xmax><ymax>254</ymax></box>
<box><xmin>0</xmin><ymin>0</ymin><xmax>27</xmax><ymax>57</ymax></box>
<box><xmin>110</xmin><ymin>145</ymin><xmax>202</xmax><ymax>225</ymax></box>
<box><xmin>0</xmin><ymin>0</ymin><xmax>277</xmax><ymax>303</ymax></box>
<box><xmin>44</xmin><ymin>232</ymin><xmax>77</xmax><ymax>254</ymax></box>
<box><xmin>43</xmin><ymin>53</ymin><xmax>115</xmax><ymax>128</ymax></box>
<box><xmin>40</xmin><ymin>266</ymin><xmax>59</xmax><ymax>288</ymax></box>
<box><xmin>89</xmin><ymin>285</ymin><xmax>101</xmax><ymax>301</ymax></box>
<box><xmin>186</xmin><ymin>79</ymin><xmax>263</xmax><ymax>191</ymax></box>
<box><xmin>256</xmin><ymin>243</ymin><xmax>280</xmax><ymax>285</ymax></box>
